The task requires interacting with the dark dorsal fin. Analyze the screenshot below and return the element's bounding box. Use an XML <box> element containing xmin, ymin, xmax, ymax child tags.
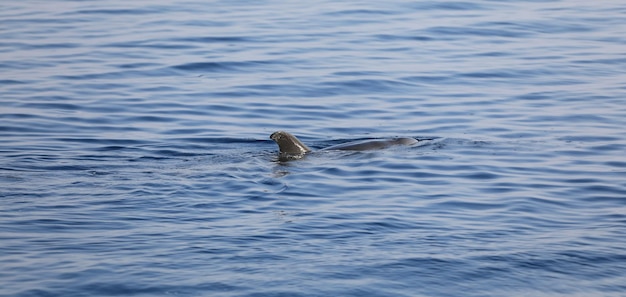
<box><xmin>270</xmin><ymin>131</ymin><xmax>311</xmax><ymax>154</ymax></box>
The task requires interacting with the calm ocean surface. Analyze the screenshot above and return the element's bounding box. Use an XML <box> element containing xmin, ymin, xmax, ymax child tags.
<box><xmin>2</xmin><ymin>1</ymin><xmax>626</xmax><ymax>296</ymax></box>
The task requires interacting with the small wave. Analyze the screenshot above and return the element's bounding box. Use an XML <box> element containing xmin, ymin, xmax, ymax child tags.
<box><xmin>171</xmin><ymin>60</ymin><xmax>275</xmax><ymax>72</ymax></box>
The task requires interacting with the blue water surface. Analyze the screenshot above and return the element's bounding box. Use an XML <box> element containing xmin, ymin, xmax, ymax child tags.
<box><xmin>1</xmin><ymin>1</ymin><xmax>626</xmax><ymax>296</ymax></box>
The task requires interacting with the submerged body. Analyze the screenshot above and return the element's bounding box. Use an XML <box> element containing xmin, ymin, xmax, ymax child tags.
<box><xmin>323</xmin><ymin>137</ymin><xmax>418</xmax><ymax>151</ymax></box>
<box><xmin>270</xmin><ymin>131</ymin><xmax>417</xmax><ymax>155</ymax></box>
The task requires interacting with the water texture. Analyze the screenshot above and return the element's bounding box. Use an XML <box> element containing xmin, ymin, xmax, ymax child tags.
<box><xmin>1</xmin><ymin>1</ymin><xmax>626</xmax><ymax>296</ymax></box>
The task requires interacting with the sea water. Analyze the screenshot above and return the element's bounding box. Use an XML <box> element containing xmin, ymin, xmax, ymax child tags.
<box><xmin>1</xmin><ymin>1</ymin><xmax>625</xmax><ymax>296</ymax></box>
